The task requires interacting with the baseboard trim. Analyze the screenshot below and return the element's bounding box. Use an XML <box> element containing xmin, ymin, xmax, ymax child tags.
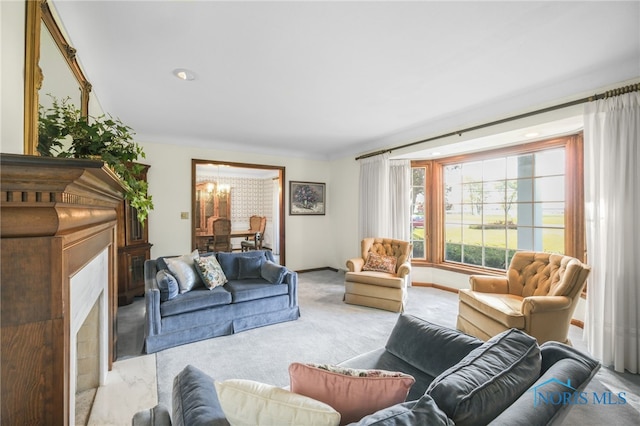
<box><xmin>571</xmin><ymin>319</ymin><xmax>584</xmax><ymax>329</ymax></box>
<box><xmin>412</xmin><ymin>281</ymin><xmax>460</xmax><ymax>294</ymax></box>
<box><xmin>296</xmin><ymin>266</ymin><xmax>339</xmax><ymax>274</ymax></box>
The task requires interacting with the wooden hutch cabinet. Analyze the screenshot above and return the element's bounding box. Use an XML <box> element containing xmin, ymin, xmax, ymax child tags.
<box><xmin>117</xmin><ymin>164</ymin><xmax>152</xmax><ymax>305</ymax></box>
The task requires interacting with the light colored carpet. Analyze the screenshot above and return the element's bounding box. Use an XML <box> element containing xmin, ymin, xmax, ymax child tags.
<box><xmin>124</xmin><ymin>270</ymin><xmax>640</xmax><ymax>424</ymax></box>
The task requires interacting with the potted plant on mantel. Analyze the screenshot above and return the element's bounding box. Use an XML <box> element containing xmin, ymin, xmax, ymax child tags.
<box><xmin>37</xmin><ymin>95</ymin><xmax>153</xmax><ymax>222</ymax></box>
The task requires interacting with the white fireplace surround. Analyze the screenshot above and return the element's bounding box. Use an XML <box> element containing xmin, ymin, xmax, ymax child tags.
<box><xmin>69</xmin><ymin>248</ymin><xmax>109</xmax><ymax>422</ymax></box>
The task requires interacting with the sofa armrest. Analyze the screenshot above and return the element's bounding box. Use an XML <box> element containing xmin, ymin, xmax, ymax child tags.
<box><xmin>346</xmin><ymin>257</ymin><xmax>364</xmax><ymax>272</ymax></box>
<box><xmin>172</xmin><ymin>365</ymin><xmax>230</xmax><ymax>426</ymax></box>
<box><xmin>469</xmin><ymin>275</ymin><xmax>508</xmax><ymax>293</ymax></box>
<box><xmin>132</xmin><ymin>405</ymin><xmax>172</xmax><ymax>426</ymax></box>
<box><xmin>397</xmin><ymin>261</ymin><xmax>411</xmax><ymax>278</ymax></box>
<box><xmin>283</xmin><ymin>270</ymin><xmax>299</xmax><ymax>308</ymax></box>
<box><xmin>144</xmin><ymin>260</ymin><xmax>162</xmax><ymax>338</ymax></box>
<box><xmin>522</xmin><ymin>296</ymin><xmax>572</xmax><ymax>314</ymax></box>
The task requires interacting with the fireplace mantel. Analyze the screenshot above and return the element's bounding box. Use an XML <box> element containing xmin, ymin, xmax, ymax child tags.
<box><xmin>1</xmin><ymin>154</ymin><xmax>124</xmax><ymax>425</ymax></box>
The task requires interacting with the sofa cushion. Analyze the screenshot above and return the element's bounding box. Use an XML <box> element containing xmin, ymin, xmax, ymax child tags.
<box><xmin>195</xmin><ymin>256</ymin><xmax>228</xmax><ymax>289</ymax></box>
<box><xmin>261</xmin><ymin>260</ymin><xmax>287</xmax><ymax>284</ymax></box>
<box><xmin>237</xmin><ymin>256</ymin><xmax>263</xmax><ymax>279</ymax></box>
<box><xmin>289</xmin><ymin>363</ymin><xmax>415</xmax><ymax>426</ymax></box>
<box><xmin>160</xmin><ymin>287</ymin><xmax>232</xmax><ymax>317</ymax></box>
<box><xmin>156</xmin><ymin>270</ymin><xmax>179</xmax><ymax>301</ymax></box>
<box><xmin>363</xmin><ymin>252</ymin><xmax>397</xmax><ymax>273</ymax></box>
<box><xmin>224</xmin><ymin>281</ymin><xmax>289</xmax><ymax>303</ymax></box>
<box><xmin>217</xmin><ymin>251</ymin><xmax>267</xmax><ymax>280</ymax></box>
<box><xmin>172</xmin><ymin>365</ymin><xmax>228</xmax><ymax>426</ymax></box>
<box><xmin>385</xmin><ymin>314</ymin><xmax>483</xmax><ymax>379</ymax></box>
<box><xmin>215</xmin><ymin>379</ymin><xmax>340</xmax><ymax>426</ymax></box>
<box><xmin>426</xmin><ymin>328</ymin><xmax>541</xmax><ymax>426</ymax></box>
<box><xmin>351</xmin><ymin>394</ymin><xmax>454</xmax><ymax>426</ymax></box>
<box><xmin>165</xmin><ymin>250</ymin><xmax>202</xmax><ymax>293</ymax></box>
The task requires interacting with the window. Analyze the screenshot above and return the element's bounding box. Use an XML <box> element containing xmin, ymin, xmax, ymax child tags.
<box><xmin>411</xmin><ymin>134</ymin><xmax>584</xmax><ymax>271</ymax></box>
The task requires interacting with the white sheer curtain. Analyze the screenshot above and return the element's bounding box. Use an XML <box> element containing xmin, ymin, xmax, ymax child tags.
<box><xmin>359</xmin><ymin>153</ymin><xmax>390</xmax><ymax>240</ymax></box>
<box><xmin>584</xmin><ymin>91</ymin><xmax>640</xmax><ymax>373</ymax></box>
<box><xmin>389</xmin><ymin>160</ymin><xmax>411</xmax><ymax>241</ymax></box>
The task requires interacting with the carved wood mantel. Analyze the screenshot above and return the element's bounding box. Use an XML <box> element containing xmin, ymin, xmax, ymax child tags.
<box><xmin>1</xmin><ymin>154</ymin><xmax>124</xmax><ymax>425</ymax></box>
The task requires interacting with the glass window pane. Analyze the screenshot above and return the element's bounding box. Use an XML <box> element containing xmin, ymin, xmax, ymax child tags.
<box><xmin>445</xmin><ymin>223</ymin><xmax>462</xmax><ymax>244</ymax></box>
<box><xmin>445</xmin><ymin>243</ymin><xmax>461</xmax><ymax>262</ymax></box>
<box><xmin>516</xmin><ymin>178</ymin><xmax>533</xmax><ymax>202</ymax></box>
<box><xmin>483</xmin><ymin>158</ymin><xmax>505</xmax><ymax>181</ymax></box>
<box><xmin>535</xmin><ymin>148</ymin><xmax>564</xmax><ymax>176</ymax></box>
<box><xmin>517</xmin><ymin>226</ymin><xmax>534</xmax><ymax>251</ymax></box>
<box><xmin>535</xmin><ymin>176</ymin><xmax>564</xmax><ymax>202</ymax></box>
<box><xmin>507</xmin><ymin>154</ymin><xmax>533</xmax><ymax>178</ymax></box>
<box><xmin>412</xmin><ymin>241</ymin><xmax>424</xmax><ymax>258</ymax></box>
<box><xmin>541</xmin><ymin>228</ymin><xmax>565</xmax><ymax>253</ymax></box>
<box><xmin>444</xmin><ymin>164</ymin><xmax>462</xmax><ymax>185</ymax></box>
<box><xmin>462</xmin><ymin>161</ymin><xmax>483</xmax><ymax>182</ymax></box>
<box><xmin>463</xmin><ymin>245</ymin><xmax>483</xmax><ymax>266</ymax></box>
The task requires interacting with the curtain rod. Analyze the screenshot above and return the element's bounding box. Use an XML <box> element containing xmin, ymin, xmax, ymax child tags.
<box><xmin>355</xmin><ymin>83</ymin><xmax>640</xmax><ymax>161</ymax></box>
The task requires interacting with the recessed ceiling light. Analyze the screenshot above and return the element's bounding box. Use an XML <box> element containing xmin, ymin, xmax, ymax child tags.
<box><xmin>524</xmin><ymin>132</ymin><xmax>540</xmax><ymax>138</ymax></box>
<box><xmin>431</xmin><ymin>151</ymin><xmax>441</xmax><ymax>156</ymax></box>
<box><xmin>173</xmin><ymin>68</ymin><xmax>196</xmax><ymax>81</ymax></box>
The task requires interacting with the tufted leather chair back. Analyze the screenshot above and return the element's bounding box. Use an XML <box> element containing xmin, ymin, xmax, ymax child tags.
<box><xmin>361</xmin><ymin>238</ymin><xmax>412</xmax><ymax>273</ymax></box>
<box><xmin>507</xmin><ymin>251</ymin><xmax>590</xmax><ymax>298</ymax></box>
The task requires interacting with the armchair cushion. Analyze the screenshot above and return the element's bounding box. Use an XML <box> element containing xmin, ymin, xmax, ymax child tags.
<box><xmin>458</xmin><ymin>289</ymin><xmax>525</xmax><ymax>329</ymax></box>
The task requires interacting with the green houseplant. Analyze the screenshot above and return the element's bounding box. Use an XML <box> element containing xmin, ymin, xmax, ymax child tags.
<box><xmin>38</xmin><ymin>95</ymin><xmax>153</xmax><ymax>221</ymax></box>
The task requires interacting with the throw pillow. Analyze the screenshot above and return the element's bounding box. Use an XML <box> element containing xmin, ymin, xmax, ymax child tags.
<box><xmin>155</xmin><ymin>269</ymin><xmax>179</xmax><ymax>301</ymax></box>
<box><xmin>350</xmin><ymin>394</ymin><xmax>454</xmax><ymax>426</ymax></box>
<box><xmin>165</xmin><ymin>250</ymin><xmax>202</xmax><ymax>293</ymax></box>
<box><xmin>195</xmin><ymin>256</ymin><xmax>228</xmax><ymax>289</ymax></box>
<box><xmin>289</xmin><ymin>363</ymin><xmax>415</xmax><ymax>426</ymax></box>
<box><xmin>260</xmin><ymin>260</ymin><xmax>287</xmax><ymax>284</ymax></box>
<box><xmin>215</xmin><ymin>379</ymin><xmax>340</xmax><ymax>426</ymax></box>
<box><xmin>362</xmin><ymin>252</ymin><xmax>397</xmax><ymax>273</ymax></box>
<box><xmin>237</xmin><ymin>256</ymin><xmax>263</xmax><ymax>280</ymax></box>
<box><xmin>426</xmin><ymin>328</ymin><xmax>541</xmax><ymax>426</ymax></box>
<box><xmin>218</xmin><ymin>251</ymin><xmax>265</xmax><ymax>280</ymax></box>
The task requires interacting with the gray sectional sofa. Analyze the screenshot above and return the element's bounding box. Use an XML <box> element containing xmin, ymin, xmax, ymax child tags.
<box><xmin>143</xmin><ymin>250</ymin><xmax>299</xmax><ymax>353</ymax></box>
<box><xmin>134</xmin><ymin>314</ymin><xmax>600</xmax><ymax>425</ymax></box>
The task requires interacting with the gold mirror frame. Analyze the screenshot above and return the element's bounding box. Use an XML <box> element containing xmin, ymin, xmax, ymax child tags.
<box><xmin>24</xmin><ymin>0</ymin><xmax>92</xmax><ymax>155</ymax></box>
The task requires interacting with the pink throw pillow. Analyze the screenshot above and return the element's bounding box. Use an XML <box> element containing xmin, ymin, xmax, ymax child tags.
<box><xmin>362</xmin><ymin>252</ymin><xmax>397</xmax><ymax>273</ymax></box>
<box><xmin>289</xmin><ymin>363</ymin><xmax>415</xmax><ymax>425</ymax></box>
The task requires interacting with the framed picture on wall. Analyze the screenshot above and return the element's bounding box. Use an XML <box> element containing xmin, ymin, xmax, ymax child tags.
<box><xmin>289</xmin><ymin>181</ymin><xmax>326</xmax><ymax>215</ymax></box>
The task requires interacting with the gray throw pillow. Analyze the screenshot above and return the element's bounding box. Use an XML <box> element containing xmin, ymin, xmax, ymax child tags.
<box><xmin>351</xmin><ymin>394</ymin><xmax>454</xmax><ymax>426</ymax></box>
<box><xmin>165</xmin><ymin>250</ymin><xmax>202</xmax><ymax>293</ymax></box>
<box><xmin>218</xmin><ymin>251</ymin><xmax>265</xmax><ymax>280</ymax></box>
<box><xmin>237</xmin><ymin>256</ymin><xmax>263</xmax><ymax>279</ymax></box>
<box><xmin>156</xmin><ymin>270</ymin><xmax>179</xmax><ymax>301</ymax></box>
<box><xmin>426</xmin><ymin>328</ymin><xmax>541</xmax><ymax>426</ymax></box>
<box><xmin>260</xmin><ymin>260</ymin><xmax>287</xmax><ymax>284</ymax></box>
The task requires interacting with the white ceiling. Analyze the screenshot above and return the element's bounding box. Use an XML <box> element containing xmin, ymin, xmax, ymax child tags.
<box><xmin>52</xmin><ymin>1</ymin><xmax>640</xmax><ymax>160</ymax></box>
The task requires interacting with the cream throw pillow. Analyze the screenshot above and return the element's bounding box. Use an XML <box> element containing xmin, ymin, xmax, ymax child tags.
<box><xmin>215</xmin><ymin>379</ymin><xmax>340</xmax><ymax>426</ymax></box>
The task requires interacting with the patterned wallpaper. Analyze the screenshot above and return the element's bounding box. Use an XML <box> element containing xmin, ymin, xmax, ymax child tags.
<box><xmin>197</xmin><ymin>176</ymin><xmax>277</xmax><ymax>249</ymax></box>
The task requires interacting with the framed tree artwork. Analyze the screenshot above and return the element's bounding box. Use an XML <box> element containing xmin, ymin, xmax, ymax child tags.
<box><xmin>290</xmin><ymin>181</ymin><xmax>326</xmax><ymax>215</ymax></box>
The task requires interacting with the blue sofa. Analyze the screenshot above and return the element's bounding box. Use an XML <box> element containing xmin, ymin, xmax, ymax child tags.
<box><xmin>133</xmin><ymin>314</ymin><xmax>600</xmax><ymax>425</ymax></box>
<box><xmin>143</xmin><ymin>250</ymin><xmax>299</xmax><ymax>354</ymax></box>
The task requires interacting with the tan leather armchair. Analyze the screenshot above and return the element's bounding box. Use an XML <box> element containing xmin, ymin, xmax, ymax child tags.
<box><xmin>457</xmin><ymin>251</ymin><xmax>590</xmax><ymax>345</ymax></box>
<box><xmin>344</xmin><ymin>238</ymin><xmax>412</xmax><ymax>313</ymax></box>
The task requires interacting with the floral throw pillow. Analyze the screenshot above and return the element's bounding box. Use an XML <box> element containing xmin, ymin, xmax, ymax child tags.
<box><xmin>195</xmin><ymin>256</ymin><xmax>228</xmax><ymax>289</ymax></box>
<box><xmin>362</xmin><ymin>252</ymin><xmax>397</xmax><ymax>273</ymax></box>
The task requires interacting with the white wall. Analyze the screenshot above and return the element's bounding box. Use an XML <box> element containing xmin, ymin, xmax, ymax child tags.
<box><xmin>1</xmin><ymin>0</ymin><xmax>26</xmax><ymax>154</ymax></box>
<box><xmin>140</xmin><ymin>139</ymin><xmax>337</xmax><ymax>272</ymax></box>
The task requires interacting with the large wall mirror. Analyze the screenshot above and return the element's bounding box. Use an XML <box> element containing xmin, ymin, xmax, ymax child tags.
<box><xmin>192</xmin><ymin>159</ymin><xmax>286</xmax><ymax>265</ymax></box>
<box><xmin>24</xmin><ymin>0</ymin><xmax>91</xmax><ymax>155</ymax></box>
